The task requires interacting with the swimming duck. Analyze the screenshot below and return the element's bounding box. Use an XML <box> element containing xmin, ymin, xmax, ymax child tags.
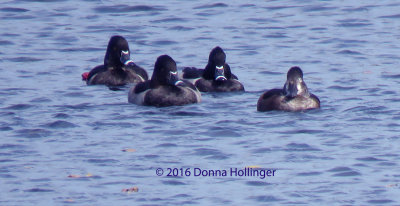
<box><xmin>128</xmin><ymin>55</ymin><xmax>201</xmax><ymax>107</ymax></box>
<box><xmin>182</xmin><ymin>46</ymin><xmax>244</xmax><ymax>92</ymax></box>
<box><xmin>257</xmin><ymin>66</ymin><xmax>320</xmax><ymax>112</ymax></box>
<box><xmin>82</xmin><ymin>35</ymin><xmax>148</xmax><ymax>86</ymax></box>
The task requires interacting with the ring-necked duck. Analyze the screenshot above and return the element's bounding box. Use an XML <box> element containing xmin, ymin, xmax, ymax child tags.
<box><xmin>182</xmin><ymin>46</ymin><xmax>244</xmax><ymax>92</ymax></box>
<box><xmin>82</xmin><ymin>35</ymin><xmax>148</xmax><ymax>86</ymax></box>
<box><xmin>128</xmin><ymin>55</ymin><xmax>201</xmax><ymax>107</ymax></box>
<box><xmin>257</xmin><ymin>66</ymin><xmax>320</xmax><ymax>112</ymax></box>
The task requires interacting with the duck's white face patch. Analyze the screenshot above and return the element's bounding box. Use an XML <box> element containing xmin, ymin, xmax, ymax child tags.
<box><xmin>121</xmin><ymin>50</ymin><xmax>134</xmax><ymax>65</ymax></box>
<box><xmin>169</xmin><ymin>71</ymin><xmax>184</xmax><ymax>86</ymax></box>
<box><xmin>297</xmin><ymin>78</ymin><xmax>308</xmax><ymax>95</ymax></box>
<box><xmin>215</xmin><ymin>65</ymin><xmax>227</xmax><ymax>81</ymax></box>
<box><xmin>297</xmin><ymin>83</ymin><xmax>302</xmax><ymax>93</ymax></box>
<box><xmin>215</xmin><ymin>76</ymin><xmax>227</xmax><ymax>81</ymax></box>
<box><xmin>124</xmin><ymin>60</ymin><xmax>134</xmax><ymax>65</ymax></box>
<box><xmin>174</xmin><ymin>80</ymin><xmax>184</xmax><ymax>86</ymax></box>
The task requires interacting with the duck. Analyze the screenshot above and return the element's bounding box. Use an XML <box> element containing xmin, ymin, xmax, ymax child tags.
<box><xmin>257</xmin><ymin>66</ymin><xmax>320</xmax><ymax>112</ymax></box>
<box><xmin>128</xmin><ymin>55</ymin><xmax>201</xmax><ymax>107</ymax></box>
<box><xmin>82</xmin><ymin>35</ymin><xmax>148</xmax><ymax>86</ymax></box>
<box><xmin>182</xmin><ymin>46</ymin><xmax>244</xmax><ymax>92</ymax></box>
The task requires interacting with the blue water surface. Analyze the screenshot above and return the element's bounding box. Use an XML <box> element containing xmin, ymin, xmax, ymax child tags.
<box><xmin>1</xmin><ymin>0</ymin><xmax>400</xmax><ymax>205</ymax></box>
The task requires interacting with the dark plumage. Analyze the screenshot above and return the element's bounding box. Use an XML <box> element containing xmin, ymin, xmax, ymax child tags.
<box><xmin>182</xmin><ymin>46</ymin><xmax>244</xmax><ymax>92</ymax></box>
<box><xmin>128</xmin><ymin>55</ymin><xmax>201</xmax><ymax>107</ymax></box>
<box><xmin>257</xmin><ymin>66</ymin><xmax>320</xmax><ymax>112</ymax></box>
<box><xmin>84</xmin><ymin>35</ymin><xmax>148</xmax><ymax>86</ymax></box>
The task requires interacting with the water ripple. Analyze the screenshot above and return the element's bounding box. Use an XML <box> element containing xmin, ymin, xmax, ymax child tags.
<box><xmin>379</xmin><ymin>14</ymin><xmax>400</xmax><ymax>18</ymax></box>
<box><xmin>4</xmin><ymin>104</ymin><xmax>34</xmax><ymax>110</ymax></box>
<box><xmin>0</xmin><ymin>126</ymin><xmax>13</xmax><ymax>131</ymax></box>
<box><xmin>168</xmin><ymin>26</ymin><xmax>194</xmax><ymax>31</ymax></box>
<box><xmin>24</xmin><ymin>188</ymin><xmax>54</xmax><ymax>193</ymax></box>
<box><xmin>0</xmin><ymin>40</ymin><xmax>14</xmax><ymax>45</ymax></box>
<box><xmin>297</xmin><ymin>172</ymin><xmax>323</xmax><ymax>176</ymax></box>
<box><xmin>245</xmin><ymin>181</ymin><xmax>270</xmax><ymax>186</ymax></box>
<box><xmin>332</xmin><ymin>171</ymin><xmax>361</xmax><ymax>177</ymax></box>
<box><xmin>328</xmin><ymin>85</ymin><xmax>357</xmax><ymax>90</ymax></box>
<box><xmin>285</xmin><ymin>143</ymin><xmax>321</xmax><ymax>152</ymax></box>
<box><xmin>265</xmin><ymin>6</ymin><xmax>299</xmax><ymax>11</ymax></box>
<box><xmin>191</xmin><ymin>148</ymin><xmax>229</xmax><ymax>160</ymax></box>
<box><xmin>367</xmin><ymin>199</ymin><xmax>394</xmax><ymax>204</ymax></box>
<box><xmin>302</xmin><ymin>6</ymin><xmax>336</xmax><ymax>12</ymax></box>
<box><xmin>87</xmin><ymin>158</ymin><xmax>119</xmax><ymax>165</ymax></box>
<box><xmin>0</xmin><ymin>7</ymin><xmax>29</xmax><ymax>12</ymax></box>
<box><xmin>336</xmin><ymin>50</ymin><xmax>363</xmax><ymax>55</ymax></box>
<box><xmin>14</xmin><ymin>129</ymin><xmax>52</xmax><ymax>138</ymax></box>
<box><xmin>356</xmin><ymin>157</ymin><xmax>385</xmax><ymax>162</ymax></box>
<box><xmin>282</xmin><ymin>129</ymin><xmax>324</xmax><ymax>134</ymax></box>
<box><xmin>43</xmin><ymin>120</ymin><xmax>78</xmax><ymax>129</ymax></box>
<box><xmin>249</xmin><ymin>195</ymin><xmax>283</xmax><ymax>202</ymax></box>
<box><xmin>94</xmin><ymin>5</ymin><xmax>164</xmax><ymax>13</ymax></box>
<box><xmin>194</xmin><ymin>3</ymin><xmax>228</xmax><ymax>10</ymax></box>
<box><xmin>162</xmin><ymin>179</ymin><xmax>186</xmax><ymax>185</ymax></box>
<box><xmin>337</xmin><ymin>22</ymin><xmax>372</xmax><ymax>27</ymax></box>
<box><xmin>6</xmin><ymin>57</ymin><xmax>43</xmax><ymax>62</ymax></box>
<box><xmin>151</xmin><ymin>17</ymin><xmax>187</xmax><ymax>23</ymax></box>
<box><xmin>327</xmin><ymin>167</ymin><xmax>361</xmax><ymax>177</ymax></box>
